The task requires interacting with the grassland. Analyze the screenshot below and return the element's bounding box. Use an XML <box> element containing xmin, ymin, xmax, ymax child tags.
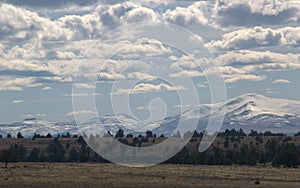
<box><xmin>0</xmin><ymin>163</ymin><xmax>299</xmax><ymax>188</ymax></box>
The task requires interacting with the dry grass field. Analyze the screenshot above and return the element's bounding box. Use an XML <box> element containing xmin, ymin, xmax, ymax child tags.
<box><xmin>0</xmin><ymin>163</ymin><xmax>299</xmax><ymax>188</ymax></box>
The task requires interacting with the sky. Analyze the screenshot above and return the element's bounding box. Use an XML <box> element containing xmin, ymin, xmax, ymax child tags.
<box><xmin>0</xmin><ymin>0</ymin><xmax>300</xmax><ymax>123</ymax></box>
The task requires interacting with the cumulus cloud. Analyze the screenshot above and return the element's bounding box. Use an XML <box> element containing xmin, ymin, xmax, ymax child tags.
<box><xmin>74</xmin><ymin>83</ymin><xmax>95</xmax><ymax>89</ymax></box>
<box><xmin>115</xmin><ymin>38</ymin><xmax>173</xmax><ymax>59</ymax></box>
<box><xmin>162</xmin><ymin>2</ymin><xmax>208</xmax><ymax>26</ymax></box>
<box><xmin>98</xmin><ymin>2</ymin><xmax>159</xmax><ymax>27</ymax></box>
<box><xmin>224</xmin><ymin>74</ymin><xmax>266</xmax><ymax>83</ymax></box>
<box><xmin>213</xmin><ymin>0</ymin><xmax>300</xmax><ymax>27</ymax></box>
<box><xmin>169</xmin><ymin>49</ymin><xmax>300</xmax><ymax>83</ymax></box>
<box><xmin>169</xmin><ymin>55</ymin><xmax>214</xmax><ymax>78</ymax></box>
<box><xmin>67</xmin><ymin>110</ymin><xmax>97</xmax><ymax>116</ymax></box>
<box><xmin>3</xmin><ymin>0</ymin><xmax>98</xmax><ymax>8</ymax></box>
<box><xmin>112</xmin><ymin>83</ymin><xmax>185</xmax><ymax>95</ymax></box>
<box><xmin>213</xmin><ymin>50</ymin><xmax>300</xmax><ymax>83</ymax></box>
<box><xmin>63</xmin><ymin>93</ymin><xmax>101</xmax><ymax>97</ymax></box>
<box><xmin>206</xmin><ymin>26</ymin><xmax>300</xmax><ymax>51</ymax></box>
<box><xmin>22</xmin><ymin>113</ymin><xmax>46</xmax><ymax>118</ymax></box>
<box><xmin>197</xmin><ymin>83</ymin><xmax>207</xmax><ymax>88</ymax></box>
<box><xmin>216</xmin><ymin>50</ymin><xmax>300</xmax><ymax>70</ymax></box>
<box><xmin>272</xmin><ymin>79</ymin><xmax>291</xmax><ymax>84</ymax></box>
<box><xmin>42</xmin><ymin>86</ymin><xmax>52</xmax><ymax>90</ymax></box>
<box><xmin>12</xmin><ymin>100</ymin><xmax>24</xmax><ymax>104</ymax></box>
<box><xmin>0</xmin><ymin>4</ymin><xmax>42</xmax><ymax>40</ymax></box>
<box><xmin>0</xmin><ymin>76</ymin><xmax>41</xmax><ymax>91</ymax></box>
<box><xmin>1</xmin><ymin>1</ymin><xmax>299</xmax><ymax>90</ymax></box>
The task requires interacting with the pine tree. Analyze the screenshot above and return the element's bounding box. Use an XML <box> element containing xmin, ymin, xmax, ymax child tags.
<box><xmin>47</xmin><ymin>138</ymin><xmax>65</xmax><ymax>162</ymax></box>
<box><xmin>27</xmin><ymin>148</ymin><xmax>41</xmax><ymax>162</ymax></box>
<box><xmin>67</xmin><ymin>147</ymin><xmax>79</xmax><ymax>162</ymax></box>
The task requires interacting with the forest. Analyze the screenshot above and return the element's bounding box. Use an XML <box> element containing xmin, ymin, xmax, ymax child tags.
<box><xmin>0</xmin><ymin>129</ymin><xmax>300</xmax><ymax>168</ymax></box>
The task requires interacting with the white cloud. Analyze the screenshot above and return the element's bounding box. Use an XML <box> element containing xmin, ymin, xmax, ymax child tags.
<box><xmin>213</xmin><ymin>0</ymin><xmax>300</xmax><ymax>27</ymax></box>
<box><xmin>197</xmin><ymin>83</ymin><xmax>207</xmax><ymax>88</ymax></box>
<box><xmin>1</xmin><ymin>1</ymin><xmax>299</xmax><ymax>91</ymax></box>
<box><xmin>74</xmin><ymin>83</ymin><xmax>95</xmax><ymax>89</ymax></box>
<box><xmin>174</xmin><ymin>104</ymin><xmax>192</xmax><ymax>109</ymax></box>
<box><xmin>12</xmin><ymin>100</ymin><xmax>24</xmax><ymax>104</ymax></box>
<box><xmin>98</xmin><ymin>2</ymin><xmax>160</xmax><ymax>27</ymax></box>
<box><xmin>0</xmin><ymin>76</ymin><xmax>41</xmax><ymax>91</ymax></box>
<box><xmin>22</xmin><ymin>113</ymin><xmax>46</xmax><ymax>118</ymax></box>
<box><xmin>162</xmin><ymin>2</ymin><xmax>209</xmax><ymax>26</ymax></box>
<box><xmin>63</xmin><ymin>93</ymin><xmax>101</xmax><ymax>97</ymax></box>
<box><xmin>206</xmin><ymin>26</ymin><xmax>300</xmax><ymax>51</ymax></box>
<box><xmin>113</xmin><ymin>83</ymin><xmax>185</xmax><ymax>95</ymax></box>
<box><xmin>224</xmin><ymin>74</ymin><xmax>266</xmax><ymax>83</ymax></box>
<box><xmin>272</xmin><ymin>79</ymin><xmax>291</xmax><ymax>84</ymax></box>
<box><xmin>136</xmin><ymin>106</ymin><xmax>148</xmax><ymax>111</ymax></box>
<box><xmin>42</xmin><ymin>86</ymin><xmax>52</xmax><ymax>90</ymax></box>
<box><xmin>170</xmin><ymin>70</ymin><xmax>204</xmax><ymax>78</ymax></box>
<box><xmin>216</xmin><ymin>50</ymin><xmax>300</xmax><ymax>71</ymax></box>
<box><xmin>213</xmin><ymin>50</ymin><xmax>300</xmax><ymax>83</ymax></box>
<box><xmin>66</xmin><ymin>110</ymin><xmax>97</xmax><ymax>116</ymax></box>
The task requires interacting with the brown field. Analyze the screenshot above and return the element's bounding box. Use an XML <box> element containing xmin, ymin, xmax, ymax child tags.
<box><xmin>0</xmin><ymin>163</ymin><xmax>299</xmax><ymax>188</ymax></box>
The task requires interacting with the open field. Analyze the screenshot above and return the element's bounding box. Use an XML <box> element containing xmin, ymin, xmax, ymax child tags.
<box><xmin>0</xmin><ymin>163</ymin><xmax>299</xmax><ymax>188</ymax></box>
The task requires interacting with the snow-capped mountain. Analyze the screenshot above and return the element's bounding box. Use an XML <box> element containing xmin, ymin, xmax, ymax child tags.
<box><xmin>154</xmin><ymin>94</ymin><xmax>300</xmax><ymax>135</ymax></box>
<box><xmin>0</xmin><ymin>94</ymin><xmax>300</xmax><ymax>137</ymax></box>
<box><xmin>0</xmin><ymin>118</ymin><xmax>78</xmax><ymax>137</ymax></box>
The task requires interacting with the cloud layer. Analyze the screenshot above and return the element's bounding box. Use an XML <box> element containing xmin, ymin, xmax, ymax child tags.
<box><xmin>0</xmin><ymin>0</ymin><xmax>299</xmax><ymax>91</ymax></box>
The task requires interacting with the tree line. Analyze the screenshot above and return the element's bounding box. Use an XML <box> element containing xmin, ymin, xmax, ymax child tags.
<box><xmin>0</xmin><ymin>129</ymin><xmax>299</xmax><ymax>168</ymax></box>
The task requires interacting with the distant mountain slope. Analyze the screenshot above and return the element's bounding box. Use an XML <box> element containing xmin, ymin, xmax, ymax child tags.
<box><xmin>1</xmin><ymin>94</ymin><xmax>300</xmax><ymax>137</ymax></box>
<box><xmin>154</xmin><ymin>94</ymin><xmax>300</xmax><ymax>135</ymax></box>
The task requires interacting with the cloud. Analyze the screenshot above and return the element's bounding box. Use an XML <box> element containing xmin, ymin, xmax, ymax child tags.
<box><xmin>213</xmin><ymin>0</ymin><xmax>300</xmax><ymax>27</ymax></box>
<box><xmin>1</xmin><ymin>1</ymin><xmax>299</xmax><ymax>91</ymax></box>
<box><xmin>174</xmin><ymin>104</ymin><xmax>192</xmax><ymax>109</ymax></box>
<box><xmin>98</xmin><ymin>2</ymin><xmax>159</xmax><ymax>27</ymax></box>
<box><xmin>206</xmin><ymin>26</ymin><xmax>300</xmax><ymax>51</ymax></box>
<box><xmin>136</xmin><ymin>106</ymin><xmax>148</xmax><ymax>111</ymax></box>
<box><xmin>74</xmin><ymin>83</ymin><xmax>95</xmax><ymax>89</ymax></box>
<box><xmin>272</xmin><ymin>79</ymin><xmax>291</xmax><ymax>84</ymax></box>
<box><xmin>46</xmin><ymin>51</ymin><xmax>76</xmax><ymax>60</ymax></box>
<box><xmin>12</xmin><ymin>100</ymin><xmax>24</xmax><ymax>104</ymax></box>
<box><xmin>42</xmin><ymin>86</ymin><xmax>52</xmax><ymax>90</ymax></box>
<box><xmin>224</xmin><ymin>74</ymin><xmax>266</xmax><ymax>83</ymax></box>
<box><xmin>66</xmin><ymin>110</ymin><xmax>97</xmax><ymax>116</ymax></box>
<box><xmin>162</xmin><ymin>2</ymin><xmax>208</xmax><ymax>26</ymax></box>
<box><xmin>170</xmin><ymin>70</ymin><xmax>204</xmax><ymax>78</ymax></box>
<box><xmin>0</xmin><ymin>76</ymin><xmax>41</xmax><ymax>91</ymax></box>
<box><xmin>22</xmin><ymin>113</ymin><xmax>46</xmax><ymax>118</ymax></box>
<box><xmin>197</xmin><ymin>83</ymin><xmax>207</xmax><ymax>88</ymax></box>
<box><xmin>63</xmin><ymin>93</ymin><xmax>101</xmax><ymax>97</ymax></box>
<box><xmin>115</xmin><ymin>38</ymin><xmax>173</xmax><ymax>59</ymax></box>
<box><xmin>113</xmin><ymin>83</ymin><xmax>185</xmax><ymax>95</ymax></box>
<box><xmin>214</xmin><ymin>50</ymin><xmax>300</xmax><ymax>83</ymax></box>
<box><xmin>169</xmin><ymin>49</ymin><xmax>299</xmax><ymax>83</ymax></box>
<box><xmin>3</xmin><ymin>0</ymin><xmax>98</xmax><ymax>8</ymax></box>
<box><xmin>216</xmin><ymin>50</ymin><xmax>300</xmax><ymax>70</ymax></box>
<box><xmin>169</xmin><ymin>55</ymin><xmax>213</xmax><ymax>78</ymax></box>
<box><xmin>0</xmin><ymin>4</ymin><xmax>41</xmax><ymax>40</ymax></box>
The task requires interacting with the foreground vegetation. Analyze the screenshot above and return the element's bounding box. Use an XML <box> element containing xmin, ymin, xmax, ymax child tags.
<box><xmin>0</xmin><ymin>163</ymin><xmax>299</xmax><ymax>188</ymax></box>
<box><xmin>0</xmin><ymin>129</ymin><xmax>300</xmax><ymax>168</ymax></box>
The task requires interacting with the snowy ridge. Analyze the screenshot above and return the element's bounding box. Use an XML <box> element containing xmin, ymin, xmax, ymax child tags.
<box><xmin>0</xmin><ymin>94</ymin><xmax>300</xmax><ymax>137</ymax></box>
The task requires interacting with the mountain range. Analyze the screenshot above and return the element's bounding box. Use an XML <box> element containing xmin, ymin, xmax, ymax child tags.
<box><xmin>1</xmin><ymin>94</ymin><xmax>299</xmax><ymax>137</ymax></box>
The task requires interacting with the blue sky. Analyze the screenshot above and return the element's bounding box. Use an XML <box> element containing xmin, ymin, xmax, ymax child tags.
<box><xmin>0</xmin><ymin>0</ymin><xmax>300</xmax><ymax>123</ymax></box>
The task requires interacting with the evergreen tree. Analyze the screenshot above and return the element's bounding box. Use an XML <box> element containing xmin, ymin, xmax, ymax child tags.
<box><xmin>0</xmin><ymin>149</ymin><xmax>18</xmax><ymax>168</ymax></box>
<box><xmin>27</xmin><ymin>148</ymin><xmax>41</xmax><ymax>162</ymax></box>
<box><xmin>10</xmin><ymin>144</ymin><xmax>27</xmax><ymax>161</ymax></box>
<box><xmin>67</xmin><ymin>147</ymin><xmax>79</xmax><ymax>162</ymax></box>
<box><xmin>17</xmin><ymin>132</ymin><xmax>24</xmax><ymax>138</ymax></box>
<box><xmin>115</xmin><ymin>128</ymin><xmax>124</xmax><ymax>138</ymax></box>
<box><xmin>47</xmin><ymin>138</ymin><xmax>65</xmax><ymax>162</ymax></box>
